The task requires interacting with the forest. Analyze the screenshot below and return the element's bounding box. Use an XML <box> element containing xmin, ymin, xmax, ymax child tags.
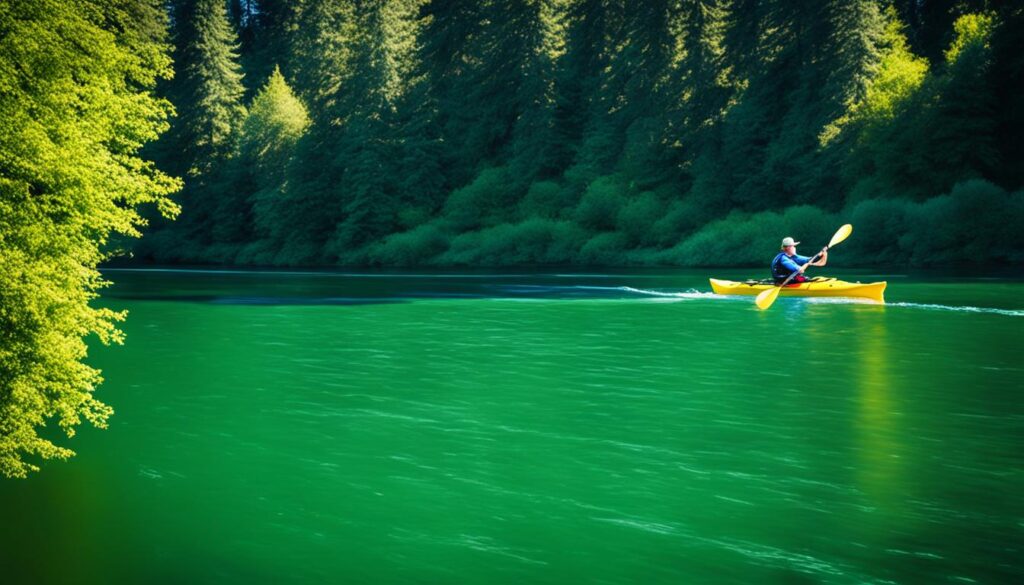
<box><xmin>134</xmin><ymin>0</ymin><xmax>1024</xmax><ymax>268</ymax></box>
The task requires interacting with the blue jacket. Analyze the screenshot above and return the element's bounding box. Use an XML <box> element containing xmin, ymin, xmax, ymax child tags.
<box><xmin>771</xmin><ymin>252</ymin><xmax>810</xmax><ymax>281</ymax></box>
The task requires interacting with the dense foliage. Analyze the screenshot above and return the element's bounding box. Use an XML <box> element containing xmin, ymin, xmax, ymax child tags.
<box><xmin>135</xmin><ymin>0</ymin><xmax>1024</xmax><ymax>268</ymax></box>
<box><xmin>0</xmin><ymin>0</ymin><xmax>179</xmax><ymax>476</ymax></box>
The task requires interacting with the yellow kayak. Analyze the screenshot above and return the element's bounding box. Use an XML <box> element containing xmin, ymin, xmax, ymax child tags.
<box><xmin>709</xmin><ymin>277</ymin><xmax>886</xmax><ymax>303</ymax></box>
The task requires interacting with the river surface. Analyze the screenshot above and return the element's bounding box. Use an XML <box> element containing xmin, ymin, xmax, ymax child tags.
<box><xmin>2</xmin><ymin>268</ymin><xmax>1022</xmax><ymax>584</ymax></box>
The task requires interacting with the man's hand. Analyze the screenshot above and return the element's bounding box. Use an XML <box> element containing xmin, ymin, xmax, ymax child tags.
<box><xmin>813</xmin><ymin>247</ymin><xmax>828</xmax><ymax>267</ymax></box>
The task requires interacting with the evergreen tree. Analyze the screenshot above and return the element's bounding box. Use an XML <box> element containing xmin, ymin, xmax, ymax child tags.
<box><xmin>327</xmin><ymin>0</ymin><xmax>428</xmax><ymax>259</ymax></box>
<box><xmin>611</xmin><ymin>0</ymin><xmax>677</xmax><ymax>186</ymax></box>
<box><xmin>385</xmin><ymin>67</ymin><xmax>448</xmax><ymax>231</ymax></box>
<box><xmin>563</xmin><ymin>0</ymin><xmax>626</xmax><ymax>184</ymax></box>
<box><xmin>438</xmin><ymin>0</ymin><xmax>542</xmax><ymax>183</ymax></box>
<box><xmin>287</xmin><ymin>0</ymin><xmax>359</xmax><ymax>121</ymax></box>
<box><xmin>507</xmin><ymin>0</ymin><xmax>574</xmax><ymax>185</ymax></box>
<box><xmin>553</xmin><ymin>0</ymin><xmax>618</xmax><ymax>171</ymax></box>
<box><xmin>671</xmin><ymin>0</ymin><xmax>732</xmax><ymax>170</ymax></box>
<box><xmin>658</xmin><ymin>0</ymin><xmax>735</xmax><ymax>235</ymax></box>
<box><xmin>823</xmin><ymin>7</ymin><xmax>930</xmax><ymax>201</ymax></box>
<box><xmin>167</xmin><ymin>0</ymin><xmax>247</xmax><ymax>177</ymax></box>
<box><xmin>151</xmin><ymin>0</ymin><xmax>246</xmax><ymax>259</ymax></box>
<box><xmin>241</xmin><ymin>66</ymin><xmax>311</xmax><ymax>191</ymax></box>
<box><xmin>922</xmin><ymin>13</ymin><xmax>999</xmax><ymax>190</ymax></box>
<box><xmin>404</xmin><ymin>0</ymin><xmax>483</xmax><ymax>191</ymax></box>
<box><xmin>214</xmin><ymin>66</ymin><xmax>310</xmax><ymax>248</ymax></box>
<box><xmin>240</xmin><ymin>0</ymin><xmax>298</xmax><ymax>93</ymax></box>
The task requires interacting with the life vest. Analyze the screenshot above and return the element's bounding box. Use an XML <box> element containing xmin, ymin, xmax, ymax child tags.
<box><xmin>771</xmin><ymin>252</ymin><xmax>797</xmax><ymax>281</ymax></box>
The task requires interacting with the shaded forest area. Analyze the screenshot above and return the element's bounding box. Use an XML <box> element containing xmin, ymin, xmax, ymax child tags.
<box><xmin>137</xmin><ymin>0</ymin><xmax>1024</xmax><ymax>268</ymax></box>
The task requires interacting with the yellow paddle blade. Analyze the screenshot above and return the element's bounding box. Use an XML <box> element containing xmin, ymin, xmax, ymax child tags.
<box><xmin>829</xmin><ymin>224</ymin><xmax>853</xmax><ymax>248</ymax></box>
<box><xmin>755</xmin><ymin>285</ymin><xmax>782</xmax><ymax>310</ymax></box>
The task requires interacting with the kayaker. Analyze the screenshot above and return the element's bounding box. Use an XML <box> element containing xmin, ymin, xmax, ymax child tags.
<box><xmin>771</xmin><ymin>237</ymin><xmax>827</xmax><ymax>283</ymax></box>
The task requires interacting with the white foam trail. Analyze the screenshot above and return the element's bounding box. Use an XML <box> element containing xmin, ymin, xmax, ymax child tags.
<box><xmin>569</xmin><ymin>284</ymin><xmax>674</xmax><ymax>296</ymax></box>
<box><xmin>620</xmin><ymin>287</ymin><xmax>1023</xmax><ymax>315</ymax></box>
<box><xmin>888</xmin><ymin>302</ymin><xmax>1024</xmax><ymax>317</ymax></box>
<box><xmin>567</xmin><ymin>284</ymin><xmax>741</xmax><ymax>300</ymax></box>
<box><xmin>614</xmin><ymin>286</ymin><xmax>732</xmax><ymax>300</ymax></box>
<box><xmin>785</xmin><ymin>296</ymin><xmax>1022</xmax><ymax>316</ymax></box>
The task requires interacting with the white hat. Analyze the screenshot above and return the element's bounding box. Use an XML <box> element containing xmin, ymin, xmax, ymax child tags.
<box><xmin>781</xmin><ymin>237</ymin><xmax>800</xmax><ymax>247</ymax></box>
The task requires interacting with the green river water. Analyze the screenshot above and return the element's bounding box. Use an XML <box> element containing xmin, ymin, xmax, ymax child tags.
<box><xmin>2</xmin><ymin>268</ymin><xmax>1022</xmax><ymax>584</ymax></box>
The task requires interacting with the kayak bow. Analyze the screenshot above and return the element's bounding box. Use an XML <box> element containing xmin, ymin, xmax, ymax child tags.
<box><xmin>710</xmin><ymin>278</ymin><xmax>886</xmax><ymax>303</ymax></box>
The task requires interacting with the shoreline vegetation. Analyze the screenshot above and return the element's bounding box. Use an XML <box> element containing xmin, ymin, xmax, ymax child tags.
<box><xmin>130</xmin><ymin>184</ymin><xmax>1024</xmax><ymax>268</ymax></box>
<box><xmin>2</xmin><ymin>0</ymin><xmax>1022</xmax><ymax>475</ymax></box>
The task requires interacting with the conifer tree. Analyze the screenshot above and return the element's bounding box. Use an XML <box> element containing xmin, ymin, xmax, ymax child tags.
<box><xmin>287</xmin><ymin>0</ymin><xmax>359</xmax><ymax>121</ymax></box>
<box><xmin>922</xmin><ymin>13</ymin><xmax>998</xmax><ymax>190</ymax></box>
<box><xmin>404</xmin><ymin>0</ymin><xmax>480</xmax><ymax>194</ymax></box>
<box><xmin>214</xmin><ymin>66</ymin><xmax>310</xmax><ymax>246</ymax></box>
<box><xmin>155</xmin><ymin>0</ymin><xmax>246</xmax><ymax>256</ymax></box>
<box><xmin>613</xmin><ymin>0</ymin><xmax>676</xmax><ymax>185</ymax></box>
<box><xmin>167</xmin><ymin>0</ymin><xmax>247</xmax><ymax>177</ymax></box>
<box><xmin>508</xmin><ymin>0</ymin><xmax>574</xmax><ymax>185</ymax></box>
<box><xmin>331</xmin><ymin>0</ymin><xmax>428</xmax><ymax>256</ymax></box>
<box><xmin>672</xmin><ymin>0</ymin><xmax>732</xmax><ymax>167</ymax></box>
<box><xmin>241</xmin><ymin>66</ymin><xmax>311</xmax><ymax>189</ymax></box>
<box><xmin>554</xmin><ymin>0</ymin><xmax>618</xmax><ymax>166</ymax></box>
<box><xmin>564</xmin><ymin>0</ymin><xmax>627</xmax><ymax>183</ymax></box>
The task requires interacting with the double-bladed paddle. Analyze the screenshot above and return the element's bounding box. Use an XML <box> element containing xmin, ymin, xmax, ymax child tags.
<box><xmin>755</xmin><ymin>224</ymin><xmax>853</xmax><ymax>310</ymax></box>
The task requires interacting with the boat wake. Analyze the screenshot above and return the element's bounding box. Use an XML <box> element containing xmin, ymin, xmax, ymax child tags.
<box><xmin>887</xmin><ymin>302</ymin><xmax>1024</xmax><ymax>317</ymax></box>
<box><xmin>493</xmin><ymin>284</ymin><xmax>732</xmax><ymax>300</ymax></box>
<box><xmin>614</xmin><ymin>287</ymin><xmax>1024</xmax><ymax>316</ymax></box>
<box><xmin>614</xmin><ymin>285</ymin><xmax>732</xmax><ymax>300</ymax></box>
<box><xmin>768</xmin><ymin>295</ymin><xmax>1022</xmax><ymax>316</ymax></box>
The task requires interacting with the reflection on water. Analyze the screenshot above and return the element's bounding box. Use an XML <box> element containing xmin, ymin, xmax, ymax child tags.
<box><xmin>852</xmin><ymin>315</ymin><xmax>908</xmax><ymax>553</ymax></box>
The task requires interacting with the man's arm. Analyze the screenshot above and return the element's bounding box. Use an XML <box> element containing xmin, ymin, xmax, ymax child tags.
<box><xmin>790</xmin><ymin>251</ymin><xmax>827</xmax><ymax>273</ymax></box>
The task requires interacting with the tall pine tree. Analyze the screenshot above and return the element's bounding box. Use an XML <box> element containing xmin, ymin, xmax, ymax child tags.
<box><xmin>151</xmin><ymin>0</ymin><xmax>247</xmax><ymax>259</ymax></box>
<box><xmin>167</xmin><ymin>0</ymin><xmax>247</xmax><ymax>177</ymax></box>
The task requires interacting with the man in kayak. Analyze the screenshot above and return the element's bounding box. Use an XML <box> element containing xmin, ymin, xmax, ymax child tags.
<box><xmin>771</xmin><ymin>237</ymin><xmax>827</xmax><ymax>283</ymax></box>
